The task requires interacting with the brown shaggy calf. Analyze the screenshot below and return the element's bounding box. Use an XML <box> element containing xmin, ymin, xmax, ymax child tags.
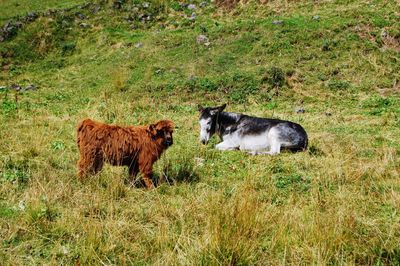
<box><xmin>76</xmin><ymin>119</ymin><xmax>174</xmax><ymax>188</ymax></box>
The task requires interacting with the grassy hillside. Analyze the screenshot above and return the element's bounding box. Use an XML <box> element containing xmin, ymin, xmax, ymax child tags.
<box><xmin>1</xmin><ymin>0</ymin><xmax>399</xmax><ymax>264</ymax></box>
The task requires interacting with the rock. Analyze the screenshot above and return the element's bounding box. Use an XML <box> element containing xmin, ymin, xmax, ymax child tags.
<box><xmin>25</xmin><ymin>84</ymin><xmax>36</xmax><ymax>91</ymax></box>
<box><xmin>272</xmin><ymin>20</ymin><xmax>283</xmax><ymax>25</ymax></box>
<box><xmin>381</xmin><ymin>30</ymin><xmax>388</xmax><ymax>38</ymax></box>
<box><xmin>200</xmin><ymin>2</ymin><xmax>207</xmax><ymax>8</ymax></box>
<box><xmin>187</xmin><ymin>4</ymin><xmax>196</xmax><ymax>10</ymax></box>
<box><xmin>18</xmin><ymin>201</ymin><xmax>26</xmax><ymax>210</ymax></box>
<box><xmin>14</xmin><ymin>21</ymin><xmax>23</xmax><ymax>28</ymax></box>
<box><xmin>142</xmin><ymin>2</ymin><xmax>150</xmax><ymax>8</ymax></box>
<box><xmin>155</xmin><ymin>69</ymin><xmax>162</xmax><ymax>74</ymax></box>
<box><xmin>138</xmin><ymin>13</ymin><xmax>151</xmax><ymax>22</ymax></box>
<box><xmin>62</xmin><ymin>246</ymin><xmax>69</xmax><ymax>255</ymax></box>
<box><xmin>312</xmin><ymin>15</ymin><xmax>320</xmax><ymax>20</ymax></box>
<box><xmin>11</xmin><ymin>84</ymin><xmax>22</xmax><ymax>91</ymax></box>
<box><xmin>196</xmin><ymin>34</ymin><xmax>209</xmax><ymax>45</ymax></box>
<box><xmin>188</xmin><ymin>13</ymin><xmax>196</xmax><ymax>21</ymax></box>
<box><xmin>134</xmin><ymin>42</ymin><xmax>143</xmax><ymax>48</ymax></box>
<box><xmin>295</xmin><ymin>107</ymin><xmax>305</xmax><ymax>114</ymax></box>
<box><xmin>325</xmin><ymin>112</ymin><xmax>332</xmax><ymax>116</ymax></box>
<box><xmin>79</xmin><ymin>23</ymin><xmax>90</xmax><ymax>28</ymax></box>
<box><xmin>26</xmin><ymin>12</ymin><xmax>38</xmax><ymax>22</ymax></box>
<box><xmin>75</xmin><ymin>12</ymin><xmax>86</xmax><ymax>20</ymax></box>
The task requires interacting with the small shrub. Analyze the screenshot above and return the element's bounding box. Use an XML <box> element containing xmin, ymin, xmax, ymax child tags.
<box><xmin>198</xmin><ymin>78</ymin><xmax>219</xmax><ymax>92</ymax></box>
<box><xmin>225</xmin><ymin>72</ymin><xmax>259</xmax><ymax>103</ymax></box>
<box><xmin>327</xmin><ymin>79</ymin><xmax>351</xmax><ymax>90</ymax></box>
<box><xmin>26</xmin><ymin>202</ymin><xmax>58</xmax><ymax>224</ymax></box>
<box><xmin>1</xmin><ymin>159</ymin><xmax>30</xmax><ymax>185</ymax></box>
<box><xmin>272</xmin><ymin>173</ymin><xmax>311</xmax><ymax>193</ymax></box>
<box><xmin>1</xmin><ymin>94</ymin><xmax>18</xmax><ymax>116</ymax></box>
<box><xmin>60</xmin><ymin>41</ymin><xmax>76</xmax><ymax>55</ymax></box>
<box><xmin>262</xmin><ymin>67</ymin><xmax>286</xmax><ymax>88</ymax></box>
<box><xmin>111</xmin><ymin>68</ymin><xmax>129</xmax><ymax>92</ymax></box>
<box><xmin>362</xmin><ymin>96</ymin><xmax>397</xmax><ymax>116</ymax></box>
<box><xmin>51</xmin><ymin>140</ymin><xmax>65</xmax><ymax>151</ymax></box>
<box><xmin>322</xmin><ymin>39</ymin><xmax>337</xmax><ymax>51</ymax></box>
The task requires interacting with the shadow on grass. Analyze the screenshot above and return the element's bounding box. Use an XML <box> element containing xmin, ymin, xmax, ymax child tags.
<box><xmin>157</xmin><ymin>158</ymin><xmax>200</xmax><ymax>186</ymax></box>
<box><xmin>124</xmin><ymin>157</ymin><xmax>200</xmax><ymax>188</ymax></box>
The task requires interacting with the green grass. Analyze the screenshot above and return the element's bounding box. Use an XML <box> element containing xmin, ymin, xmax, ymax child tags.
<box><xmin>1</xmin><ymin>0</ymin><xmax>400</xmax><ymax>264</ymax></box>
<box><xmin>0</xmin><ymin>0</ymin><xmax>87</xmax><ymax>23</ymax></box>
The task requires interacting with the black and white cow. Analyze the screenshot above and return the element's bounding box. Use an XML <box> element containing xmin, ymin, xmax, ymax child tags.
<box><xmin>198</xmin><ymin>104</ymin><xmax>308</xmax><ymax>155</ymax></box>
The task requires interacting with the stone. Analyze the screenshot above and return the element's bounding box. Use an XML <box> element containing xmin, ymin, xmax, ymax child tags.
<box><xmin>25</xmin><ymin>84</ymin><xmax>36</xmax><ymax>91</ymax></box>
<box><xmin>79</xmin><ymin>23</ymin><xmax>90</xmax><ymax>28</ymax></box>
<box><xmin>312</xmin><ymin>15</ymin><xmax>320</xmax><ymax>20</ymax></box>
<box><xmin>62</xmin><ymin>246</ymin><xmax>69</xmax><ymax>255</ymax></box>
<box><xmin>134</xmin><ymin>42</ymin><xmax>143</xmax><ymax>48</ymax></box>
<box><xmin>142</xmin><ymin>2</ymin><xmax>150</xmax><ymax>8</ymax></box>
<box><xmin>75</xmin><ymin>12</ymin><xmax>86</xmax><ymax>20</ymax></box>
<box><xmin>26</xmin><ymin>12</ymin><xmax>38</xmax><ymax>22</ymax></box>
<box><xmin>11</xmin><ymin>84</ymin><xmax>22</xmax><ymax>91</ymax></box>
<box><xmin>188</xmin><ymin>13</ymin><xmax>196</xmax><ymax>21</ymax></box>
<box><xmin>187</xmin><ymin>4</ymin><xmax>196</xmax><ymax>10</ymax></box>
<box><xmin>200</xmin><ymin>2</ymin><xmax>207</xmax><ymax>7</ymax></box>
<box><xmin>295</xmin><ymin>107</ymin><xmax>305</xmax><ymax>114</ymax></box>
<box><xmin>272</xmin><ymin>20</ymin><xmax>283</xmax><ymax>25</ymax></box>
<box><xmin>196</xmin><ymin>34</ymin><xmax>209</xmax><ymax>45</ymax></box>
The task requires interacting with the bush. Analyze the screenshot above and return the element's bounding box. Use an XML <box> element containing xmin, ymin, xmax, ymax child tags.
<box><xmin>327</xmin><ymin>79</ymin><xmax>351</xmax><ymax>90</ymax></box>
<box><xmin>262</xmin><ymin>67</ymin><xmax>286</xmax><ymax>88</ymax></box>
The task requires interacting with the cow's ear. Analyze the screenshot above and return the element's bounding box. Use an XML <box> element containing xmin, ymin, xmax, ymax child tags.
<box><xmin>198</xmin><ymin>104</ymin><xmax>204</xmax><ymax>112</ymax></box>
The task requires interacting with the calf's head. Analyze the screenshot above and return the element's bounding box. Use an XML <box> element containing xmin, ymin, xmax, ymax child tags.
<box><xmin>198</xmin><ymin>104</ymin><xmax>226</xmax><ymax>144</ymax></box>
<box><xmin>148</xmin><ymin>120</ymin><xmax>174</xmax><ymax>147</ymax></box>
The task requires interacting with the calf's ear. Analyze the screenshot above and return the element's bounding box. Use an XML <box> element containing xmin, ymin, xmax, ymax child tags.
<box><xmin>148</xmin><ymin>124</ymin><xmax>157</xmax><ymax>136</ymax></box>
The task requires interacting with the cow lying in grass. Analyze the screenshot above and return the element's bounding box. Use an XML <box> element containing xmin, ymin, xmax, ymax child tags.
<box><xmin>76</xmin><ymin>119</ymin><xmax>174</xmax><ymax>188</ymax></box>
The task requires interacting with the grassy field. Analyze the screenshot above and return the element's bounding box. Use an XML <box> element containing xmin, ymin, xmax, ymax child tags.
<box><xmin>0</xmin><ymin>0</ymin><xmax>399</xmax><ymax>264</ymax></box>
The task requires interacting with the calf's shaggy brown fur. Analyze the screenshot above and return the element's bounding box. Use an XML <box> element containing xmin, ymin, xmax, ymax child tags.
<box><xmin>76</xmin><ymin>119</ymin><xmax>174</xmax><ymax>188</ymax></box>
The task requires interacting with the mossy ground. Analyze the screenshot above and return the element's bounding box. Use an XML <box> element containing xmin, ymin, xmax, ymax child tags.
<box><xmin>0</xmin><ymin>0</ymin><xmax>399</xmax><ymax>264</ymax></box>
